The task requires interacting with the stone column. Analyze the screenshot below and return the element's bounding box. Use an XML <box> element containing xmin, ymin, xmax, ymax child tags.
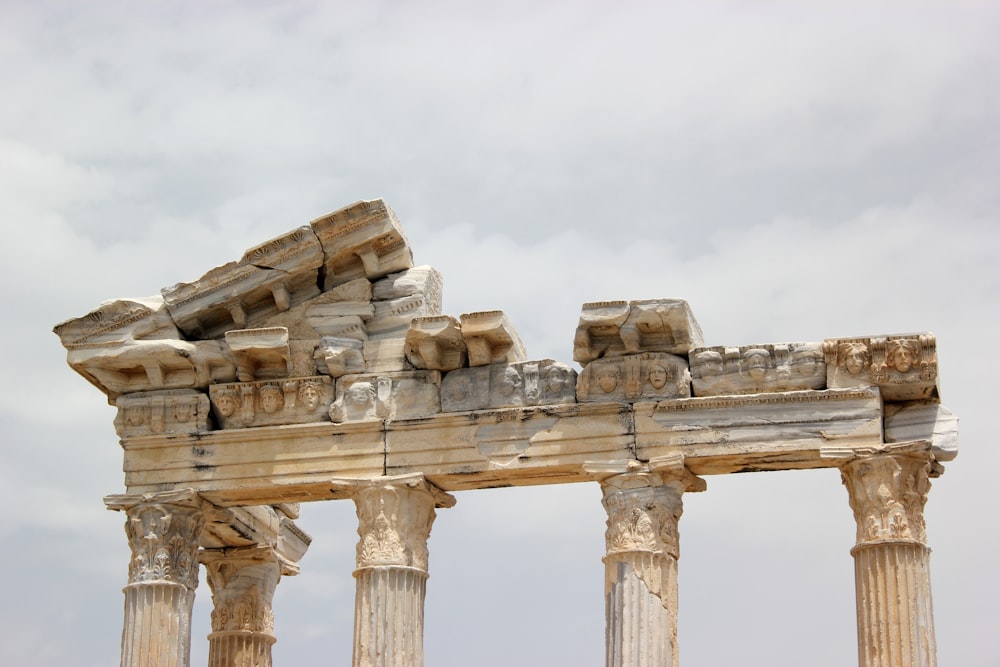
<box><xmin>105</xmin><ymin>489</ymin><xmax>208</xmax><ymax>667</ymax></box>
<box><xmin>201</xmin><ymin>545</ymin><xmax>289</xmax><ymax>667</ymax></box>
<box><xmin>596</xmin><ymin>459</ymin><xmax>705</xmax><ymax>667</ymax></box>
<box><xmin>840</xmin><ymin>445</ymin><xmax>939</xmax><ymax>667</ymax></box>
<box><xmin>334</xmin><ymin>474</ymin><xmax>455</xmax><ymax>667</ymax></box>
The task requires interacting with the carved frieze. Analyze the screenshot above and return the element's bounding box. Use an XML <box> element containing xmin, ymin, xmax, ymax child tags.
<box><xmin>209</xmin><ymin>376</ymin><xmax>333</xmax><ymax>428</ymax></box>
<box><xmin>459</xmin><ymin>311</ymin><xmax>527</xmax><ymax>366</ymax></box>
<box><xmin>162</xmin><ymin>227</ymin><xmax>323</xmax><ymax>339</ymax></box>
<box><xmin>404</xmin><ymin>315</ymin><xmax>468</xmax><ymax>371</ymax></box>
<box><xmin>225</xmin><ymin>327</ymin><xmax>291</xmax><ymax>381</ymax></box>
<box><xmin>440</xmin><ymin>360</ymin><xmax>577</xmax><ymax>412</ymax></box>
<box><xmin>824</xmin><ymin>333</ymin><xmax>938</xmax><ymax>401</ymax></box>
<box><xmin>577</xmin><ymin>352</ymin><xmax>690</xmax><ymax>403</ymax></box>
<box><xmin>114</xmin><ymin>389</ymin><xmax>210</xmax><ymax>438</ymax></box>
<box><xmin>66</xmin><ymin>338</ymin><xmax>236</xmax><ymax>401</ymax></box>
<box><xmin>689</xmin><ymin>342</ymin><xmax>826</xmax><ymax>396</ymax></box>
<box><xmin>840</xmin><ymin>452</ymin><xmax>932</xmax><ymax>546</ymax></box>
<box><xmin>573</xmin><ymin>299</ymin><xmax>703</xmax><ymax>364</ymax></box>
<box><xmin>310</xmin><ymin>199</ymin><xmax>414</xmax><ymax>289</ymax></box>
<box><xmin>329</xmin><ymin>371</ymin><xmax>442</xmax><ymax>422</ymax></box>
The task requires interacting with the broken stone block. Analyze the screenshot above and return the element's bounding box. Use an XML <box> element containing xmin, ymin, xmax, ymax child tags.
<box><xmin>824</xmin><ymin>333</ymin><xmax>939</xmax><ymax>402</ymax></box>
<box><xmin>460</xmin><ymin>311</ymin><xmax>527</xmax><ymax>366</ymax></box>
<box><xmin>314</xmin><ymin>336</ymin><xmax>366</xmax><ymax>378</ymax></box>
<box><xmin>404</xmin><ymin>315</ymin><xmax>467</xmax><ymax>371</ymax></box>
<box><xmin>690</xmin><ymin>342</ymin><xmax>826</xmax><ymax>396</ymax></box>
<box><xmin>225</xmin><ymin>327</ymin><xmax>291</xmax><ymax>381</ymax></box>
<box><xmin>884</xmin><ymin>401</ymin><xmax>958</xmax><ymax>462</ymax></box>
<box><xmin>209</xmin><ymin>376</ymin><xmax>333</xmax><ymax>429</ymax></box>
<box><xmin>310</xmin><ymin>199</ymin><xmax>414</xmax><ymax>290</ymax></box>
<box><xmin>573</xmin><ymin>299</ymin><xmax>703</xmax><ymax>364</ymax></box>
<box><xmin>114</xmin><ymin>389</ymin><xmax>211</xmax><ymax>438</ymax></box>
<box><xmin>367</xmin><ymin>267</ymin><xmax>444</xmax><ymax>339</ymax></box>
<box><xmin>577</xmin><ymin>352</ymin><xmax>690</xmax><ymax>403</ymax></box>
<box><xmin>53</xmin><ymin>296</ymin><xmax>180</xmax><ymax>348</ymax></box>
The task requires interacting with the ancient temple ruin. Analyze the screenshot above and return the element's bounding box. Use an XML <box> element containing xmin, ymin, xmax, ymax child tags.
<box><xmin>54</xmin><ymin>198</ymin><xmax>958</xmax><ymax>667</ymax></box>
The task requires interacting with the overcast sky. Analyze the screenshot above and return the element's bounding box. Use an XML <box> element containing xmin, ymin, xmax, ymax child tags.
<box><xmin>3</xmin><ymin>1</ymin><xmax>998</xmax><ymax>665</ymax></box>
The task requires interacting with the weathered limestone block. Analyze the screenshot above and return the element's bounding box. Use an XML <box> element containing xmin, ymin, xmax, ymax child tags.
<box><xmin>162</xmin><ymin>227</ymin><xmax>324</xmax><ymax>339</ymax></box>
<box><xmin>367</xmin><ymin>267</ymin><xmax>444</xmax><ymax>339</ymax></box>
<box><xmin>310</xmin><ymin>199</ymin><xmax>414</xmax><ymax>289</ymax></box>
<box><xmin>573</xmin><ymin>299</ymin><xmax>703</xmax><ymax>364</ymax></box>
<box><xmin>66</xmin><ymin>338</ymin><xmax>236</xmax><ymax>401</ymax></box>
<box><xmin>884</xmin><ymin>402</ymin><xmax>959</xmax><ymax>462</ymax></box>
<box><xmin>53</xmin><ymin>296</ymin><xmax>180</xmax><ymax>348</ymax></box>
<box><xmin>314</xmin><ymin>336</ymin><xmax>366</xmax><ymax>378</ymax></box>
<box><xmin>460</xmin><ymin>310</ymin><xmax>527</xmax><ymax>366</ymax></box>
<box><xmin>689</xmin><ymin>342</ymin><xmax>826</xmax><ymax>396</ymax></box>
<box><xmin>225</xmin><ymin>327</ymin><xmax>291</xmax><ymax>382</ymax></box>
<box><xmin>405</xmin><ymin>315</ymin><xmax>467</xmax><ymax>371</ymax></box>
<box><xmin>440</xmin><ymin>360</ymin><xmax>577</xmax><ymax>412</ymax></box>
<box><xmin>267</xmin><ymin>277</ymin><xmax>372</xmax><ymax>339</ymax></box>
<box><xmin>115</xmin><ymin>389</ymin><xmax>210</xmax><ymax>437</ymax></box>
<box><xmin>330</xmin><ymin>371</ymin><xmax>441</xmax><ymax>422</ymax></box>
<box><xmin>578</xmin><ymin>352</ymin><xmax>690</xmax><ymax>403</ymax></box>
<box><xmin>362</xmin><ymin>338</ymin><xmax>409</xmax><ymax>373</ymax></box>
<box><xmin>210</xmin><ymin>376</ymin><xmax>333</xmax><ymax>428</ymax></box>
<box><xmin>824</xmin><ymin>333</ymin><xmax>939</xmax><ymax>402</ymax></box>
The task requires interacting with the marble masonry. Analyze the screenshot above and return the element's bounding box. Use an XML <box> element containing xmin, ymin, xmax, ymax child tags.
<box><xmin>55</xmin><ymin>197</ymin><xmax>958</xmax><ymax>667</ymax></box>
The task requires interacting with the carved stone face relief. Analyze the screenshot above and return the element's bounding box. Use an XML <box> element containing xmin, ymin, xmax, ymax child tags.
<box><xmin>299</xmin><ymin>382</ymin><xmax>322</xmax><ymax>411</ymax></box>
<box><xmin>498</xmin><ymin>367</ymin><xmax>522</xmax><ymax>397</ymax></box>
<box><xmin>743</xmin><ymin>349</ymin><xmax>769</xmax><ymax>382</ymax></box>
<box><xmin>844</xmin><ymin>343</ymin><xmax>869</xmax><ymax>376</ymax></box>
<box><xmin>596</xmin><ymin>366</ymin><xmax>619</xmax><ymax>393</ymax></box>
<box><xmin>215</xmin><ymin>391</ymin><xmax>238</xmax><ymax>417</ymax></box>
<box><xmin>259</xmin><ymin>385</ymin><xmax>284</xmax><ymax>414</ymax></box>
<box><xmin>647</xmin><ymin>362</ymin><xmax>669</xmax><ymax>390</ymax></box>
<box><xmin>890</xmin><ymin>341</ymin><xmax>916</xmax><ymax>373</ymax></box>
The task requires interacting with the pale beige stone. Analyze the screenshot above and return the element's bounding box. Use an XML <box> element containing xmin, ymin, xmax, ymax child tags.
<box><xmin>573</xmin><ymin>299</ymin><xmax>703</xmax><ymax>364</ymax></box>
<box><xmin>114</xmin><ymin>389</ymin><xmax>210</xmax><ymax>438</ymax></box>
<box><xmin>209</xmin><ymin>376</ymin><xmax>333</xmax><ymax>428</ymax></box>
<box><xmin>53</xmin><ymin>296</ymin><xmax>180</xmax><ymax>348</ymax></box>
<box><xmin>824</xmin><ymin>333</ymin><xmax>939</xmax><ymax>402</ymax></box>
<box><xmin>314</xmin><ymin>336</ymin><xmax>366</xmax><ymax>378</ymax></box>
<box><xmin>225</xmin><ymin>327</ymin><xmax>291</xmax><ymax>381</ymax></box>
<box><xmin>330</xmin><ymin>371</ymin><xmax>441</xmax><ymax>422</ymax></box>
<box><xmin>577</xmin><ymin>352</ymin><xmax>690</xmax><ymax>403</ymax></box>
<box><xmin>440</xmin><ymin>360</ymin><xmax>577</xmax><ymax>412</ymax></box>
<box><xmin>361</xmin><ymin>337</ymin><xmax>409</xmax><ymax>373</ymax></box>
<box><xmin>884</xmin><ymin>402</ymin><xmax>958</xmax><ymax>462</ymax></box>
<box><xmin>690</xmin><ymin>342</ymin><xmax>826</xmax><ymax>396</ymax></box>
<box><xmin>459</xmin><ymin>310</ymin><xmax>527</xmax><ymax>366</ymax></box>
<box><xmin>310</xmin><ymin>199</ymin><xmax>414</xmax><ymax>289</ymax></box>
<box><xmin>404</xmin><ymin>315</ymin><xmax>467</xmax><ymax>371</ymax></box>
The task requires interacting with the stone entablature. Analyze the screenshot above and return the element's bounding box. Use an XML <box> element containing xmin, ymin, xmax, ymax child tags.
<box><xmin>54</xmin><ymin>197</ymin><xmax>958</xmax><ymax>667</ymax></box>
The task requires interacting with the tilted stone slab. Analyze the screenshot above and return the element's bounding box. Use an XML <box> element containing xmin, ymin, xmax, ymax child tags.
<box><xmin>53</xmin><ymin>296</ymin><xmax>180</xmax><ymax>349</ymax></box>
<box><xmin>330</xmin><ymin>371</ymin><xmax>442</xmax><ymax>422</ymax></box>
<box><xmin>310</xmin><ymin>199</ymin><xmax>414</xmax><ymax>290</ymax></box>
<box><xmin>577</xmin><ymin>352</ymin><xmax>691</xmax><ymax>403</ymax></box>
<box><xmin>573</xmin><ymin>299</ymin><xmax>703</xmax><ymax>364</ymax></box>
<box><xmin>824</xmin><ymin>333</ymin><xmax>939</xmax><ymax>402</ymax></box>
<box><xmin>635</xmin><ymin>388</ymin><xmax>883</xmax><ymax>475</ymax></box>
<box><xmin>385</xmin><ymin>403</ymin><xmax>636</xmax><ymax>491</ymax></box>
<box><xmin>114</xmin><ymin>389</ymin><xmax>210</xmax><ymax>438</ymax></box>
<box><xmin>209</xmin><ymin>376</ymin><xmax>333</xmax><ymax>428</ymax></box>
<box><xmin>884</xmin><ymin>401</ymin><xmax>958</xmax><ymax>462</ymax></box>
<box><xmin>689</xmin><ymin>342</ymin><xmax>826</xmax><ymax>396</ymax></box>
<box><xmin>440</xmin><ymin>360</ymin><xmax>577</xmax><ymax>412</ymax></box>
<box><xmin>121</xmin><ymin>421</ymin><xmax>385</xmax><ymax>505</ymax></box>
<box><xmin>162</xmin><ymin>226</ymin><xmax>324</xmax><ymax>340</ymax></box>
<box><xmin>460</xmin><ymin>310</ymin><xmax>527</xmax><ymax>366</ymax></box>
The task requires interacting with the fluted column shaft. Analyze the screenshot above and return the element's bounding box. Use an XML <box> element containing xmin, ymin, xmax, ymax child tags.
<box><xmin>105</xmin><ymin>490</ymin><xmax>207</xmax><ymax>667</ymax></box>
<box><xmin>598</xmin><ymin>462</ymin><xmax>704</xmax><ymax>667</ymax></box>
<box><xmin>340</xmin><ymin>474</ymin><xmax>455</xmax><ymax>667</ymax></box>
<box><xmin>841</xmin><ymin>449</ymin><xmax>937</xmax><ymax>667</ymax></box>
<box><xmin>201</xmin><ymin>545</ymin><xmax>285</xmax><ymax>667</ymax></box>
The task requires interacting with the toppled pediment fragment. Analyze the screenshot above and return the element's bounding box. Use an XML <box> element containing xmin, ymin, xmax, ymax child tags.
<box><xmin>573</xmin><ymin>299</ymin><xmax>703</xmax><ymax>364</ymax></box>
<box><xmin>209</xmin><ymin>376</ymin><xmax>333</xmax><ymax>429</ymax></box>
<box><xmin>53</xmin><ymin>296</ymin><xmax>179</xmax><ymax>348</ymax></box>
<box><xmin>225</xmin><ymin>327</ymin><xmax>292</xmax><ymax>381</ymax></box>
<box><xmin>577</xmin><ymin>352</ymin><xmax>690</xmax><ymax>403</ymax></box>
<box><xmin>460</xmin><ymin>311</ymin><xmax>527</xmax><ymax>367</ymax></box>
<box><xmin>404</xmin><ymin>316</ymin><xmax>467</xmax><ymax>371</ymax></box>
<box><xmin>310</xmin><ymin>199</ymin><xmax>414</xmax><ymax>290</ymax></box>
<box><xmin>689</xmin><ymin>342</ymin><xmax>825</xmax><ymax>396</ymax></box>
<box><xmin>114</xmin><ymin>389</ymin><xmax>210</xmax><ymax>438</ymax></box>
<box><xmin>824</xmin><ymin>333</ymin><xmax>938</xmax><ymax>402</ymax></box>
<box><xmin>440</xmin><ymin>360</ymin><xmax>577</xmax><ymax>412</ymax></box>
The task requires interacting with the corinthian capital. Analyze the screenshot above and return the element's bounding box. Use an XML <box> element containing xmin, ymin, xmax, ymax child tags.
<box><xmin>840</xmin><ymin>450</ymin><xmax>933</xmax><ymax>546</ymax></box>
